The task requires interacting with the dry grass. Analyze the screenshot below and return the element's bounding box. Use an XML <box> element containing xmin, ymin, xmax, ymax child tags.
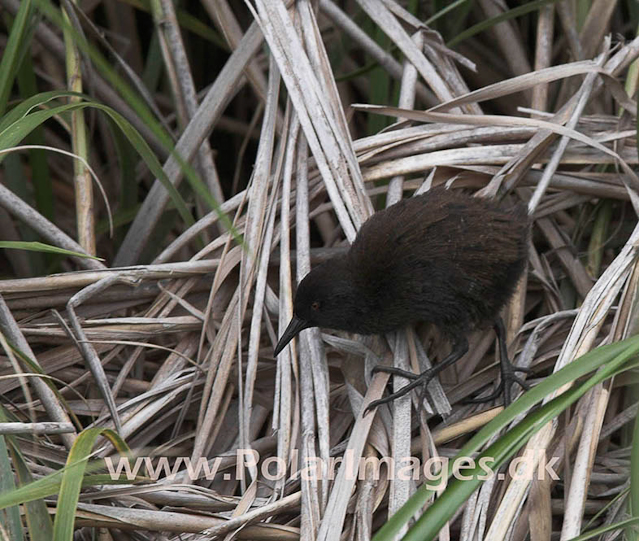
<box><xmin>1</xmin><ymin>1</ymin><xmax>639</xmax><ymax>540</ymax></box>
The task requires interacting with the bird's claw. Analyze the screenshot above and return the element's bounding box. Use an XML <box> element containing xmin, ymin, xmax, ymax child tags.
<box><xmin>363</xmin><ymin>401</ymin><xmax>380</xmax><ymax>417</ymax></box>
<box><xmin>371</xmin><ymin>365</ymin><xmax>420</xmax><ymax>379</ymax></box>
<box><xmin>467</xmin><ymin>365</ymin><xmax>531</xmax><ymax>406</ymax></box>
<box><xmin>364</xmin><ymin>369</ymin><xmax>436</xmax><ymax>416</ymax></box>
<box><xmin>367</xmin><ymin>339</ymin><xmax>468</xmax><ymax>413</ymax></box>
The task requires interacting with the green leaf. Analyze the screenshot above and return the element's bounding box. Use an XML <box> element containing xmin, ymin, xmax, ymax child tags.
<box><xmin>0</xmin><ymin>96</ymin><xmax>195</xmax><ymax>229</ymax></box>
<box><xmin>3</xmin><ymin>415</ymin><xmax>54</xmax><ymax>541</ymax></box>
<box><xmin>374</xmin><ymin>334</ymin><xmax>639</xmax><ymax>540</ymax></box>
<box><xmin>119</xmin><ymin>0</ymin><xmax>227</xmax><ymax>48</ymax></box>
<box><xmin>0</xmin><ymin>428</ymin><xmax>131</xmax><ymax>514</ymax></box>
<box><xmin>426</xmin><ymin>0</ymin><xmax>469</xmax><ymax>27</ymax></box>
<box><xmin>0</xmin><ymin>0</ymin><xmax>35</xmax><ymax>115</ymax></box>
<box><xmin>447</xmin><ymin>0</ymin><xmax>559</xmax><ymax>48</ymax></box>
<box><xmin>17</xmin><ymin>51</ymin><xmax>54</xmax><ymax>226</ymax></box>
<box><xmin>32</xmin><ymin>0</ymin><xmax>241</xmax><ymax>247</ymax></box>
<box><xmin>53</xmin><ymin>428</ymin><xmax>125</xmax><ymax>539</ymax></box>
<box><xmin>0</xmin><ymin>241</ymin><xmax>103</xmax><ymax>260</ymax></box>
<box><xmin>0</xmin><ymin>411</ymin><xmax>23</xmax><ymax>541</ymax></box>
<box><xmin>630</xmin><ymin>391</ymin><xmax>639</xmax><ymax>539</ymax></box>
<box><xmin>568</xmin><ymin>516</ymin><xmax>639</xmax><ymax>541</ymax></box>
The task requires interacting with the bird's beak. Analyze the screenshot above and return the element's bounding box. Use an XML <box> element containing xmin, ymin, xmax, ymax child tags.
<box><xmin>274</xmin><ymin>315</ymin><xmax>311</xmax><ymax>356</ymax></box>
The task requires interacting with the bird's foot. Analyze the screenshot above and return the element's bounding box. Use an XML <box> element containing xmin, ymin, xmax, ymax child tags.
<box><xmin>466</xmin><ymin>364</ymin><xmax>531</xmax><ymax>406</ymax></box>
<box><xmin>365</xmin><ymin>338</ymin><xmax>469</xmax><ymax>416</ymax></box>
<box><xmin>370</xmin><ymin>365</ymin><xmax>420</xmax><ymax>379</ymax></box>
<box><xmin>364</xmin><ymin>368</ymin><xmax>435</xmax><ymax>416</ymax></box>
<box><xmin>466</xmin><ymin>318</ymin><xmax>533</xmax><ymax>407</ymax></box>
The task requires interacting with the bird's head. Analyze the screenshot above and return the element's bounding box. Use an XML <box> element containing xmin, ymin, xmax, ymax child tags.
<box><xmin>274</xmin><ymin>258</ymin><xmax>360</xmax><ymax>356</ymax></box>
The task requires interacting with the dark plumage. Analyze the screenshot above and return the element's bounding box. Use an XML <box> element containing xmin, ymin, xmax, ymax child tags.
<box><xmin>275</xmin><ymin>186</ymin><xmax>530</xmax><ymax>409</ymax></box>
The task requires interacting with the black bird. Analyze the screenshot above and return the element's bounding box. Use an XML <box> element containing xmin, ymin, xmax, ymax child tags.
<box><xmin>274</xmin><ymin>186</ymin><xmax>530</xmax><ymax>411</ymax></box>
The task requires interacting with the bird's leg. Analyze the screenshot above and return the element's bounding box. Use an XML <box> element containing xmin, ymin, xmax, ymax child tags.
<box><xmin>365</xmin><ymin>337</ymin><xmax>469</xmax><ymax>414</ymax></box>
<box><xmin>467</xmin><ymin>318</ymin><xmax>530</xmax><ymax>406</ymax></box>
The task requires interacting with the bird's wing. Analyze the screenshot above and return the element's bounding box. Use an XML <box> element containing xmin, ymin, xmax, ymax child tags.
<box><xmin>349</xmin><ymin>195</ymin><xmax>450</xmax><ymax>290</ymax></box>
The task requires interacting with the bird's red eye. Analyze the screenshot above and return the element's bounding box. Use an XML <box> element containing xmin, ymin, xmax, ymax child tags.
<box><xmin>311</xmin><ymin>301</ymin><xmax>320</xmax><ymax>311</ymax></box>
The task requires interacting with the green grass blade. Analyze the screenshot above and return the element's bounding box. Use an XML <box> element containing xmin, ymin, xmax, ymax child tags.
<box><xmin>426</xmin><ymin>0</ymin><xmax>470</xmax><ymax>26</ymax></box>
<box><xmin>0</xmin><ymin>90</ymin><xmax>73</xmax><ymax>133</ymax></box>
<box><xmin>0</xmin><ymin>241</ymin><xmax>104</xmax><ymax>260</ymax></box>
<box><xmin>4</xmin><ymin>422</ymin><xmax>54</xmax><ymax>541</ymax></box>
<box><xmin>0</xmin><ymin>0</ymin><xmax>35</xmax><ymax>115</ymax></box>
<box><xmin>32</xmin><ymin>0</ymin><xmax>240</xmax><ymax>246</ymax></box>
<box><xmin>17</xmin><ymin>51</ymin><xmax>54</xmax><ymax>225</ymax></box>
<box><xmin>0</xmin><ymin>427</ymin><xmax>132</xmax><ymax>532</ymax></box>
<box><xmin>630</xmin><ymin>391</ymin><xmax>639</xmax><ymax>539</ymax></box>
<box><xmin>52</xmin><ymin>428</ymin><xmax>126</xmax><ymax>539</ymax></box>
<box><xmin>567</xmin><ymin>516</ymin><xmax>639</xmax><ymax>541</ymax></box>
<box><xmin>373</xmin><ymin>334</ymin><xmax>639</xmax><ymax>540</ymax></box>
<box><xmin>447</xmin><ymin>0</ymin><xmax>559</xmax><ymax>47</ymax></box>
<box><xmin>0</xmin><ymin>423</ymin><xmax>23</xmax><ymax>541</ymax></box>
<box><xmin>118</xmin><ymin>0</ymin><xmax>227</xmax><ymax>48</ymax></box>
<box><xmin>0</xmin><ymin>97</ymin><xmax>195</xmax><ymax>229</ymax></box>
